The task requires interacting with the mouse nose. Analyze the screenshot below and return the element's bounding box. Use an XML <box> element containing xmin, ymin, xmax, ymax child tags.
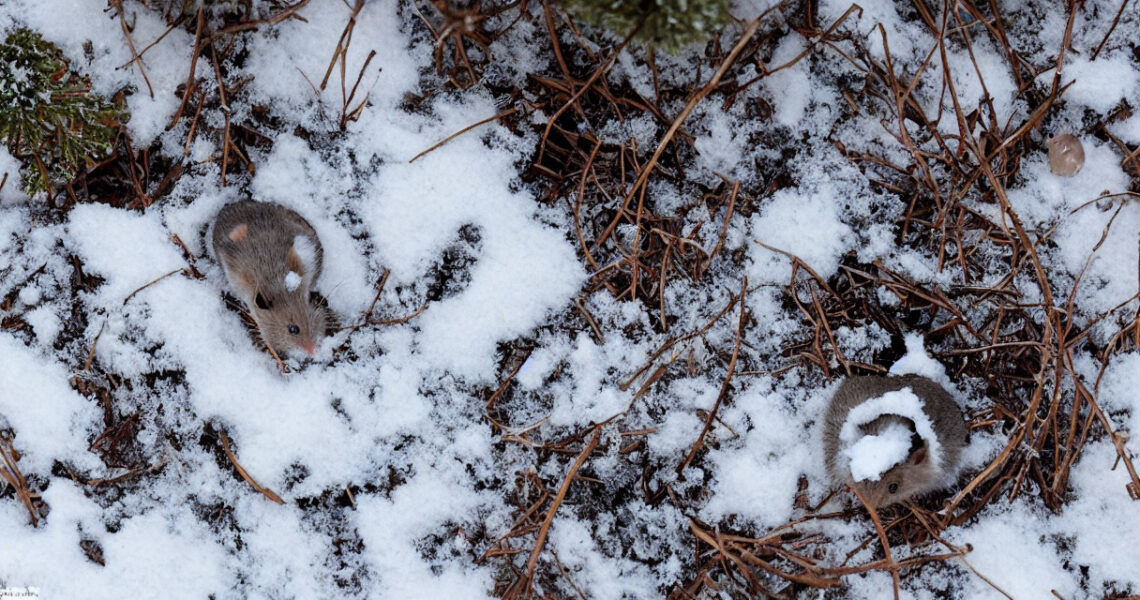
<box><xmin>301</xmin><ymin>339</ymin><xmax>315</xmax><ymax>356</ymax></box>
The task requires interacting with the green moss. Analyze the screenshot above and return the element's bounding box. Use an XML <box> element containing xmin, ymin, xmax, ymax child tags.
<box><xmin>0</xmin><ymin>28</ymin><xmax>124</xmax><ymax>196</ymax></box>
<box><xmin>557</xmin><ymin>0</ymin><xmax>731</xmax><ymax>52</ymax></box>
<box><xmin>154</xmin><ymin>0</ymin><xmax>249</xmax><ymax>23</ymax></box>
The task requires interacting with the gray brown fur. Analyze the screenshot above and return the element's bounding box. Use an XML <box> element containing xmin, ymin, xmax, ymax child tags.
<box><xmin>211</xmin><ymin>201</ymin><xmax>328</xmax><ymax>357</ymax></box>
<box><xmin>1048</xmin><ymin>133</ymin><xmax>1085</xmax><ymax>176</ymax></box>
<box><xmin>822</xmin><ymin>375</ymin><xmax>967</xmax><ymax>508</ymax></box>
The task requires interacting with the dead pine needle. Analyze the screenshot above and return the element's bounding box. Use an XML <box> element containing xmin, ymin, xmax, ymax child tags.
<box><xmin>851</xmin><ymin>486</ymin><xmax>900</xmax><ymax>600</ymax></box>
<box><xmin>410</xmin><ymin>107</ymin><xmax>518</xmax><ymax>163</ymax></box>
<box><xmin>677</xmin><ymin>276</ymin><xmax>747</xmax><ymax>475</ymax></box>
<box><xmin>218</xmin><ymin>428</ymin><xmax>285</xmax><ymax>504</ymax></box>
<box><xmin>0</xmin><ymin>438</ymin><xmax>39</xmax><ymax>526</ymax></box>
<box><xmin>507</xmin><ymin>426</ymin><xmax>602</xmax><ymax>598</ymax></box>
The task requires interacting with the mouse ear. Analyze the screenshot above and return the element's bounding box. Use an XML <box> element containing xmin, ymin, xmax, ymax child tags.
<box><xmin>227</xmin><ymin>223</ymin><xmax>249</xmax><ymax>243</ymax></box>
<box><xmin>911</xmin><ymin>447</ymin><xmax>928</xmax><ymax>465</ymax></box>
<box><xmin>288</xmin><ymin>234</ymin><xmax>318</xmax><ymax>275</ymax></box>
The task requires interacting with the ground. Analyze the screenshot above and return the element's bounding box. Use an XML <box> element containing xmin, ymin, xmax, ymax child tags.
<box><xmin>0</xmin><ymin>0</ymin><xmax>1139</xmax><ymax>598</ymax></box>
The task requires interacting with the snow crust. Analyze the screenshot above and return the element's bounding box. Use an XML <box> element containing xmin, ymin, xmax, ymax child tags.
<box><xmin>839</xmin><ymin>388</ymin><xmax>940</xmax><ymax>475</ymax></box>
<box><xmin>283</xmin><ymin>271</ymin><xmax>301</xmax><ymax>293</ymax></box>
<box><xmin>843</xmin><ymin>420</ymin><xmax>913</xmax><ymax>482</ymax></box>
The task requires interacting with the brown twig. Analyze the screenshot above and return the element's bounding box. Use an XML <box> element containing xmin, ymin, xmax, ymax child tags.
<box><xmin>677</xmin><ymin>277</ymin><xmax>747</xmax><ymax>475</ymax></box>
<box><xmin>508</xmin><ymin>426</ymin><xmax>602</xmax><ymax>597</ymax></box>
<box><xmin>410</xmin><ymin>108</ymin><xmax>518</xmax><ymax>163</ymax></box>
<box><xmin>0</xmin><ymin>438</ymin><xmax>39</xmax><ymax>526</ymax></box>
<box><xmin>218</xmin><ymin>428</ymin><xmax>284</xmax><ymax>504</ymax></box>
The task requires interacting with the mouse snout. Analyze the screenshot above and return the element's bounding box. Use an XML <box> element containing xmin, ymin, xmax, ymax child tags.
<box><xmin>300</xmin><ymin>338</ymin><xmax>316</xmax><ymax>357</ymax></box>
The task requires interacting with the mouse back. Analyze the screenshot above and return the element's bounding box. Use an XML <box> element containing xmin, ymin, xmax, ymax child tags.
<box><xmin>212</xmin><ymin>201</ymin><xmax>323</xmax><ymax>288</ymax></box>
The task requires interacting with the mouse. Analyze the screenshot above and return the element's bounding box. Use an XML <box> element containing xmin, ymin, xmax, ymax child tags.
<box><xmin>1048</xmin><ymin>133</ymin><xmax>1084</xmax><ymax>176</ymax></box>
<box><xmin>821</xmin><ymin>374</ymin><xmax>967</xmax><ymax>509</ymax></box>
<box><xmin>211</xmin><ymin>200</ymin><xmax>329</xmax><ymax>358</ymax></box>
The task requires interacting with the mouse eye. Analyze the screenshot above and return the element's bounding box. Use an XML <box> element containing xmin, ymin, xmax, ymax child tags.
<box><xmin>255</xmin><ymin>293</ymin><xmax>271</xmax><ymax>310</ymax></box>
<box><xmin>888</xmin><ymin>483</ymin><xmax>900</xmax><ymax>494</ymax></box>
<box><xmin>288</xmin><ymin>325</ymin><xmax>300</xmax><ymax>335</ymax></box>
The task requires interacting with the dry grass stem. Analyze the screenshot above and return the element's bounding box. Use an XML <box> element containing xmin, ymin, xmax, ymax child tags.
<box><xmin>219</xmin><ymin>428</ymin><xmax>285</xmax><ymax>504</ymax></box>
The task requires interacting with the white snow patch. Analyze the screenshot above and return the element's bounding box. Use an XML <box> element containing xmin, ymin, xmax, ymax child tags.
<box><xmin>0</xmin><ymin>480</ymin><xmax>232</xmax><ymax>599</ymax></box>
<box><xmin>750</xmin><ymin>184</ymin><xmax>853</xmax><ymax>283</ymax></box>
<box><xmin>843</xmin><ymin>420</ymin><xmax>913</xmax><ymax>482</ymax></box>
<box><xmin>1058</xmin><ymin>440</ymin><xmax>1140</xmax><ymax>590</ymax></box>
<box><xmin>839</xmin><ymin>388</ymin><xmax>943</xmax><ymax>471</ymax></box>
<box><xmin>1060</xmin><ymin>52</ymin><xmax>1140</xmax><ymax>114</ymax></box>
<box><xmin>0</xmin><ymin>334</ymin><xmax>101</xmax><ymax>472</ymax></box>
<box><xmin>284</xmin><ymin>270</ymin><xmax>302</xmax><ymax>292</ymax></box>
<box><xmin>946</xmin><ymin>502</ymin><xmax>1079</xmax><ymax>599</ymax></box>
<box><xmin>889</xmin><ymin>333</ymin><xmax>948</xmax><ymax>384</ymax></box>
<box><xmin>354</xmin><ymin>463</ymin><xmax>495</xmax><ymax>600</ymax></box>
<box><xmin>66</xmin><ymin>204</ymin><xmax>185</xmax><ymax>303</ymax></box>
<box><xmin>24</xmin><ymin>305</ymin><xmax>61</xmax><ymax>345</ymax></box>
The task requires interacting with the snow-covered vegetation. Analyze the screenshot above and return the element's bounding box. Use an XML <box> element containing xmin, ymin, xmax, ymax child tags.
<box><xmin>1</xmin><ymin>0</ymin><xmax>1138</xmax><ymax>598</ymax></box>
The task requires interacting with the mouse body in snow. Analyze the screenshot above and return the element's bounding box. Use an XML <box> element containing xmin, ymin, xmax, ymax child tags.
<box><xmin>211</xmin><ymin>200</ymin><xmax>329</xmax><ymax>358</ymax></box>
<box><xmin>822</xmin><ymin>374</ymin><xmax>967</xmax><ymax>509</ymax></box>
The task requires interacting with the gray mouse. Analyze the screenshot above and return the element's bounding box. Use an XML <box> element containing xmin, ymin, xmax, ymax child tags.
<box><xmin>822</xmin><ymin>374</ymin><xmax>967</xmax><ymax>509</ymax></box>
<box><xmin>211</xmin><ymin>200</ymin><xmax>329</xmax><ymax>358</ymax></box>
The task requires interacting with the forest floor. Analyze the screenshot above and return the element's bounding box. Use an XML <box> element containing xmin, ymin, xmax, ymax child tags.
<box><xmin>1</xmin><ymin>0</ymin><xmax>1139</xmax><ymax>598</ymax></box>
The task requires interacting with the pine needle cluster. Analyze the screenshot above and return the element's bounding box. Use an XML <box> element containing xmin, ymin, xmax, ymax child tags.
<box><xmin>0</xmin><ymin>28</ymin><xmax>123</xmax><ymax>196</ymax></box>
<box><xmin>557</xmin><ymin>0</ymin><xmax>731</xmax><ymax>52</ymax></box>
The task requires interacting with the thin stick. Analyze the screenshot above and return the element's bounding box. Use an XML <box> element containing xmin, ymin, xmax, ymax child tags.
<box><xmin>219</xmin><ymin>428</ymin><xmax>285</xmax><ymax>504</ymax></box>
<box><xmin>122</xmin><ymin>269</ymin><xmax>183</xmax><ymax>305</ymax></box>
<box><xmin>518</xmin><ymin>426</ymin><xmax>602</xmax><ymax>592</ymax></box>
<box><xmin>409</xmin><ymin>108</ymin><xmax>517</xmax><ymax>163</ymax></box>
<box><xmin>677</xmin><ymin>277</ymin><xmax>747</xmax><ymax>474</ymax></box>
<box><xmin>851</xmin><ymin>486</ymin><xmax>900</xmax><ymax>600</ymax></box>
<box><xmin>601</xmin><ymin>17</ymin><xmax>765</xmax><ymax>249</ymax></box>
<box><xmin>0</xmin><ymin>439</ymin><xmax>39</xmax><ymax>526</ymax></box>
<box><xmin>113</xmin><ymin>1</ymin><xmax>155</xmax><ymax>98</ymax></box>
<box><xmin>1091</xmin><ymin>0</ymin><xmax>1130</xmax><ymax>59</ymax></box>
<box><xmin>169</xmin><ymin>5</ymin><xmax>205</xmax><ymax>130</ymax></box>
<box><xmin>205</xmin><ymin>0</ymin><xmax>311</xmax><ymax>42</ymax></box>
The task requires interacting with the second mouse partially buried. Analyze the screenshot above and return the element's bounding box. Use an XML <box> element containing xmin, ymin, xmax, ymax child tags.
<box><xmin>822</xmin><ymin>374</ymin><xmax>968</xmax><ymax>509</ymax></box>
<box><xmin>211</xmin><ymin>200</ymin><xmax>330</xmax><ymax>359</ymax></box>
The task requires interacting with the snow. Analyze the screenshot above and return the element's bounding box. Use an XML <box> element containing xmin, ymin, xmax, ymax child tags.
<box><xmin>1060</xmin><ymin>441</ymin><xmax>1140</xmax><ymax>590</ymax></box>
<box><xmin>840</xmin><ymin>388</ymin><xmax>941</xmax><ymax>464</ymax></box>
<box><xmin>890</xmin><ymin>332</ymin><xmax>949</xmax><ymax>385</ymax></box>
<box><xmin>23</xmin><ymin>305</ymin><xmax>60</xmax><ymax>345</ymax></box>
<box><xmin>844</xmin><ymin>420</ymin><xmax>913</xmax><ymax>482</ymax></box>
<box><xmin>701</xmin><ymin>385</ymin><xmax>809</xmax><ymax>526</ymax></box>
<box><xmin>0</xmin><ymin>0</ymin><xmax>1138</xmax><ymax>598</ymax></box>
<box><xmin>945</xmin><ymin>501</ymin><xmax>1080</xmax><ymax>599</ymax></box>
<box><xmin>67</xmin><ymin>203</ymin><xmax>186</xmax><ymax>303</ymax></box>
<box><xmin>749</xmin><ymin>183</ymin><xmax>854</xmax><ymax>283</ymax></box>
<box><xmin>283</xmin><ymin>270</ymin><xmax>301</xmax><ymax>292</ymax></box>
<box><xmin>0</xmin><ymin>478</ymin><xmax>232</xmax><ymax>599</ymax></box>
<box><xmin>0</xmin><ymin>335</ymin><xmax>101</xmax><ymax>473</ymax></box>
<box><xmin>1059</xmin><ymin>52</ymin><xmax>1140</xmax><ymax>114</ymax></box>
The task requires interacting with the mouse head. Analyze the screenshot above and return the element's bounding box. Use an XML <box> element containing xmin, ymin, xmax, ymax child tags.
<box><xmin>850</xmin><ymin>443</ymin><xmax>937</xmax><ymax>509</ymax></box>
<box><xmin>252</xmin><ymin>288</ymin><xmax>328</xmax><ymax>358</ymax></box>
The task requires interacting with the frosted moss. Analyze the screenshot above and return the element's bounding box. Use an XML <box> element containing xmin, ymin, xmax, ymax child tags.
<box><xmin>557</xmin><ymin>0</ymin><xmax>730</xmax><ymax>52</ymax></box>
<box><xmin>0</xmin><ymin>28</ymin><xmax>123</xmax><ymax>196</ymax></box>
